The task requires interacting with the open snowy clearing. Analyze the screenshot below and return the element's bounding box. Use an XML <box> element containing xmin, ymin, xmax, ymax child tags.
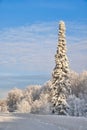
<box><xmin>0</xmin><ymin>113</ymin><xmax>20</xmax><ymax>122</ymax></box>
<box><xmin>0</xmin><ymin>113</ymin><xmax>87</xmax><ymax>130</ymax></box>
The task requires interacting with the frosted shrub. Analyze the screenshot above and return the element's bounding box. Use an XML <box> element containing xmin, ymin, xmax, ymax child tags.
<box><xmin>68</xmin><ymin>71</ymin><xmax>87</xmax><ymax>116</ymax></box>
<box><xmin>17</xmin><ymin>99</ymin><xmax>31</xmax><ymax>113</ymax></box>
<box><xmin>69</xmin><ymin>71</ymin><xmax>79</xmax><ymax>96</ymax></box>
<box><xmin>19</xmin><ymin>85</ymin><xmax>45</xmax><ymax>114</ymax></box>
<box><xmin>31</xmin><ymin>100</ymin><xmax>42</xmax><ymax>113</ymax></box>
<box><xmin>69</xmin><ymin>71</ymin><xmax>87</xmax><ymax>99</ymax></box>
<box><xmin>6</xmin><ymin>85</ymin><xmax>51</xmax><ymax>114</ymax></box>
<box><xmin>31</xmin><ymin>92</ymin><xmax>51</xmax><ymax>114</ymax></box>
<box><xmin>68</xmin><ymin>95</ymin><xmax>85</xmax><ymax>116</ymax></box>
<box><xmin>23</xmin><ymin>85</ymin><xmax>41</xmax><ymax>103</ymax></box>
<box><xmin>39</xmin><ymin>92</ymin><xmax>51</xmax><ymax>114</ymax></box>
<box><xmin>79</xmin><ymin>71</ymin><xmax>87</xmax><ymax>100</ymax></box>
<box><xmin>7</xmin><ymin>88</ymin><xmax>23</xmax><ymax>112</ymax></box>
<box><xmin>0</xmin><ymin>99</ymin><xmax>8</xmax><ymax>113</ymax></box>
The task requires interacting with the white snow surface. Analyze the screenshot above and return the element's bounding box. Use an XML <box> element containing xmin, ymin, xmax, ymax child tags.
<box><xmin>0</xmin><ymin>113</ymin><xmax>87</xmax><ymax>130</ymax></box>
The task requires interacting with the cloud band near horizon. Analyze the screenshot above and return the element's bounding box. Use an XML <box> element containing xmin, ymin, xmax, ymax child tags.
<box><xmin>0</xmin><ymin>21</ymin><xmax>87</xmax><ymax>75</ymax></box>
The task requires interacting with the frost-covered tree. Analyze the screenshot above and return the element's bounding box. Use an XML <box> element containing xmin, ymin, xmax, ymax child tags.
<box><xmin>7</xmin><ymin>88</ymin><xmax>23</xmax><ymax>112</ymax></box>
<box><xmin>68</xmin><ymin>95</ymin><xmax>85</xmax><ymax>116</ymax></box>
<box><xmin>17</xmin><ymin>99</ymin><xmax>31</xmax><ymax>113</ymax></box>
<box><xmin>0</xmin><ymin>99</ymin><xmax>8</xmax><ymax>113</ymax></box>
<box><xmin>51</xmin><ymin>21</ymin><xmax>71</xmax><ymax>115</ymax></box>
<box><xmin>69</xmin><ymin>71</ymin><xmax>87</xmax><ymax>99</ymax></box>
<box><xmin>31</xmin><ymin>91</ymin><xmax>51</xmax><ymax>114</ymax></box>
<box><xmin>23</xmin><ymin>85</ymin><xmax>41</xmax><ymax>103</ymax></box>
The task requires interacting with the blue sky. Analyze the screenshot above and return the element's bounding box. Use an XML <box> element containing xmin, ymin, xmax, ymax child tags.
<box><xmin>0</xmin><ymin>0</ymin><xmax>87</xmax><ymax>76</ymax></box>
<box><xmin>0</xmin><ymin>0</ymin><xmax>87</xmax><ymax>28</ymax></box>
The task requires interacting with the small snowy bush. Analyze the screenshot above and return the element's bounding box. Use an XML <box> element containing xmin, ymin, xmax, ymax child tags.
<box><xmin>7</xmin><ymin>88</ymin><xmax>23</xmax><ymax>112</ymax></box>
<box><xmin>0</xmin><ymin>99</ymin><xmax>8</xmax><ymax>113</ymax></box>
<box><xmin>17</xmin><ymin>99</ymin><xmax>31</xmax><ymax>113</ymax></box>
<box><xmin>68</xmin><ymin>95</ymin><xmax>85</xmax><ymax>116</ymax></box>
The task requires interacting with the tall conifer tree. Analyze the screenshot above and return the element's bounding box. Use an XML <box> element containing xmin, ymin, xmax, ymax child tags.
<box><xmin>51</xmin><ymin>21</ymin><xmax>71</xmax><ymax>115</ymax></box>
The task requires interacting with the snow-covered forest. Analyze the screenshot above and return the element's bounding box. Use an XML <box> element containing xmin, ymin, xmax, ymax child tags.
<box><xmin>0</xmin><ymin>70</ymin><xmax>87</xmax><ymax>117</ymax></box>
<box><xmin>0</xmin><ymin>21</ymin><xmax>87</xmax><ymax>117</ymax></box>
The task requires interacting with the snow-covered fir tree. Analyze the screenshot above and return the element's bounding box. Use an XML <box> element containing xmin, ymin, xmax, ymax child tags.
<box><xmin>51</xmin><ymin>21</ymin><xmax>71</xmax><ymax>115</ymax></box>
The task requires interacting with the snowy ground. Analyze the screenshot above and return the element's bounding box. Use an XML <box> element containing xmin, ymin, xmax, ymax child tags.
<box><xmin>0</xmin><ymin>113</ymin><xmax>87</xmax><ymax>130</ymax></box>
<box><xmin>0</xmin><ymin>113</ymin><xmax>21</xmax><ymax>122</ymax></box>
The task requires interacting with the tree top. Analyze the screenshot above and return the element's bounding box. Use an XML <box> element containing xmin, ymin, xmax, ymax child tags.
<box><xmin>59</xmin><ymin>21</ymin><xmax>65</xmax><ymax>30</ymax></box>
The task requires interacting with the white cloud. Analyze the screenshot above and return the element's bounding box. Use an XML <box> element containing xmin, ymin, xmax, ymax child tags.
<box><xmin>0</xmin><ymin>21</ymin><xmax>87</xmax><ymax>74</ymax></box>
<box><xmin>68</xmin><ymin>41</ymin><xmax>87</xmax><ymax>72</ymax></box>
<box><xmin>0</xmin><ymin>22</ymin><xmax>57</xmax><ymax>74</ymax></box>
<box><xmin>66</xmin><ymin>21</ymin><xmax>87</xmax><ymax>72</ymax></box>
